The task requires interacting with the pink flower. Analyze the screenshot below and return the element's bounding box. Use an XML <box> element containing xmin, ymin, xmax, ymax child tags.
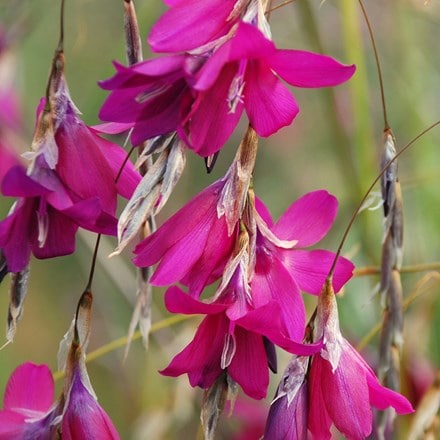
<box><xmin>0</xmin><ymin>362</ymin><xmax>59</xmax><ymax>439</ymax></box>
<box><xmin>99</xmin><ymin>23</ymin><xmax>355</xmax><ymax>156</ymax></box>
<box><xmin>308</xmin><ymin>282</ymin><xmax>414</xmax><ymax>439</ymax></box>
<box><xmin>161</xmin><ymin>286</ymin><xmax>321</xmax><ymax>400</ymax></box>
<box><xmin>253</xmin><ymin>191</ymin><xmax>354</xmax><ymax>341</ymax></box>
<box><xmin>99</xmin><ymin>54</ymin><xmax>192</xmax><ymax>147</ymax></box>
<box><xmin>133</xmin><ymin>178</ymin><xmax>237</xmax><ymax>296</ymax></box>
<box><xmin>135</xmin><ymin>185</ymin><xmax>353</xmax><ymax>342</ymax></box>
<box><xmin>0</xmin><ymin>58</ymin><xmax>140</xmax><ymax>274</ymax></box>
<box><xmin>182</xmin><ymin>22</ymin><xmax>355</xmax><ymax>156</ymax></box>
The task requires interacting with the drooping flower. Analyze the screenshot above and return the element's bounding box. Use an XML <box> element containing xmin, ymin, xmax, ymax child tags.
<box><xmin>160</xmin><ymin>286</ymin><xmax>321</xmax><ymax>400</ymax></box>
<box><xmin>0</xmin><ymin>359</ymin><xmax>120</xmax><ymax>440</ymax></box>
<box><xmin>0</xmin><ymin>50</ymin><xmax>140</xmax><ymax>274</ymax></box>
<box><xmin>0</xmin><ymin>362</ymin><xmax>60</xmax><ymax>439</ymax></box>
<box><xmin>99</xmin><ymin>22</ymin><xmax>355</xmax><ymax>157</ymax></box>
<box><xmin>308</xmin><ymin>280</ymin><xmax>414</xmax><ymax>440</ymax></box>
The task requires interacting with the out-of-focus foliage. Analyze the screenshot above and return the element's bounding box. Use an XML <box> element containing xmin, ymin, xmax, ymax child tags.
<box><xmin>0</xmin><ymin>1</ymin><xmax>439</xmax><ymax>438</ymax></box>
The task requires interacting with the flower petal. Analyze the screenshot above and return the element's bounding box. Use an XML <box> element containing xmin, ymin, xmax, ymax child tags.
<box><xmin>0</xmin><ymin>200</ymin><xmax>34</xmax><ymax>273</ymax></box>
<box><xmin>237</xmin><ymin>303</ymin><xmax>321</xmax><ymax>356</ymax></box>
<box><xmin>89</xmin><ymin>128</ymin><xmax>141</xmax><ymax>200</ymax></box>
<box><xmin>148</xmin><ymin>0</ymin><xmax>235</xmax><ymax>53</ymax></box>
<box><xmin>56</xmin><ymin>116</ymin><xmax>119</xmax><ymax>215</ymax></box>
<box><xmin>269</xmin><ymin>49</ymin><xmax>356</xmax><ymax>88</ymax></box>
<box><xmin>366</xmin><ymin>371</ymin><xmax>414</xmax><ymax>414</ymax></box>
<box><xmin>272</xmin><ymin>190</ymin><xmax>338</xmax><ymax>246</ymax></box>
<box><xmin>281</xmin><ymin>249</ymin><xmax>354</xmax><ymax>295</ymax></box>
<box><xmin>228</xmin><ymin>327</ymin><xmax>269</xmax><ymax>399</ymax></box>
<box><xmin>133</xmin><ymin>181</ymin><xmax>221</xmax><ymax>267</ymax></box>
<box><xmin>308</xmin><ymin>356</ymin><xmax>333</xmax><ymax>440</ymax></box>
<box><xmin>164</xmin><ymin>286</ymin><xmax>227</xmax><ymax>315</ymax></box>
<box><xmin>4</xmin><ymin>363</ymin><xmax>54</xmax><ymax>413</ymax></box>
<box><xmin>0</xmin><ymin>410</ymin><xmax>27</xmax><ymax>439</ymax></box>
<box><xmin>252</xmin><ymin>256</ymin><xmax>305</xmax><ymax>341</ymax></box>
<box><xmin>161</xmin><ymin>314</ymin><xmax>227</xmax><ymax>390</ymax></box>
<box><xmin>31</xmin><ymin>207</ymin><xmax>78</xmax><ymax>260</ymax></box>
<box><xmin>321</xmin><ymin>350</ymin><xmax>373</xmax><ymax>440</ymax></box>
<box><xmin>1</xmin><ymin>166</ymin><xmax>50</xmax><ymax>198</ymax></box>
<box><xmin>181</xmin><ymin>64</ymin><xmax>243</xmax><ymax>156</ymax></box>
<box><xmin>244</xmin><ymin>60</ymin><xmax>299</xmax><ymax>137</ymax></box>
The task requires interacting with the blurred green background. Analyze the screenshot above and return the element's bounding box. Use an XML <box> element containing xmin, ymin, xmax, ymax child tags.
<box><xmin>0</xmin><ymin>0</ymin><xmax>439</xmax><ymax>438</ymax></box>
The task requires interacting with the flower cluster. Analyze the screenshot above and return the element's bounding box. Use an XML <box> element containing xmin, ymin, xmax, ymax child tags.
<box><xmin>132</xmin><ymin>128</ymin><xmax>354</xmax><ymax>400</ymax></box>
<box><xmin>0</xmin><ymin>0</ymin><xmax>417</xmax><ymax>438</ymax></box>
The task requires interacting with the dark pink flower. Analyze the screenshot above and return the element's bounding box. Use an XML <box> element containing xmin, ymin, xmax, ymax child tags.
<box><xmin>99</xmin><ymin>54</ymin><xmax>192</xmax><ymax>147</ymax></box>
<box><xmin>133</xmin><ymin>178</ymin><xmax>237</xmax><ymax>296</ymax></box>
<box><xmin>99</xmin><ymin>23</ymin><xmax>355</xmax><ymax>156</ymax></box>
<box><xmin>181</xmin><ymin>22</ymin><xmax>355</xmax><ymax>156</ymax></box>
<box><xmin>308</xmin><ymin>282</ymin><xmax>414</xmax><ymax>439</ymax></box>
<box><xmin>161</xmin><ymin>286</ymin><xmax>321</xmax><ymax>399</ymax></box>
<box><xmin>0</xmin><ymin>361</ymin><xmax>120</xmax><ymax>440</ymax></box>
<box><xmin>0</xmin><ymin>67</ymin><xmax>140</xmax><ymax>273</ymax></box>
<box><xmin>0</xmin><ymin>362</ymin><xmax>59</xmax><ymax>439</ymax></box>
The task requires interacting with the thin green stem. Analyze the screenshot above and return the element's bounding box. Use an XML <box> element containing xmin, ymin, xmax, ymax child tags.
<box><xmin>329</xmin><ymin>119</ymin><xmax>440</xmax><ymax>278</ymax></box>
<box><xmin>357</xmin><ymin>0</ymin><xmax>389</xmax><ymax>129</ymax></box>
<box><xmin>354</xmin><ymin>262</ymin><xmax>440</xmax><ymax>277</ymax></box>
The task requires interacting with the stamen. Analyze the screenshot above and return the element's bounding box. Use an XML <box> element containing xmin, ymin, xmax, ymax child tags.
<box><xmin>221</xmin><ymin>328</ymin><xmax>237</xmax><ymax>369</ymax></box>
<box><xmin>37</xmin><ymin>202</ymin><xmax>49</xmax><ymax>248</ymax></box>
<box><xmin>136</xmin><ymin>83</ymin><xmax>171</xmax><ymax>104</ymax></box>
